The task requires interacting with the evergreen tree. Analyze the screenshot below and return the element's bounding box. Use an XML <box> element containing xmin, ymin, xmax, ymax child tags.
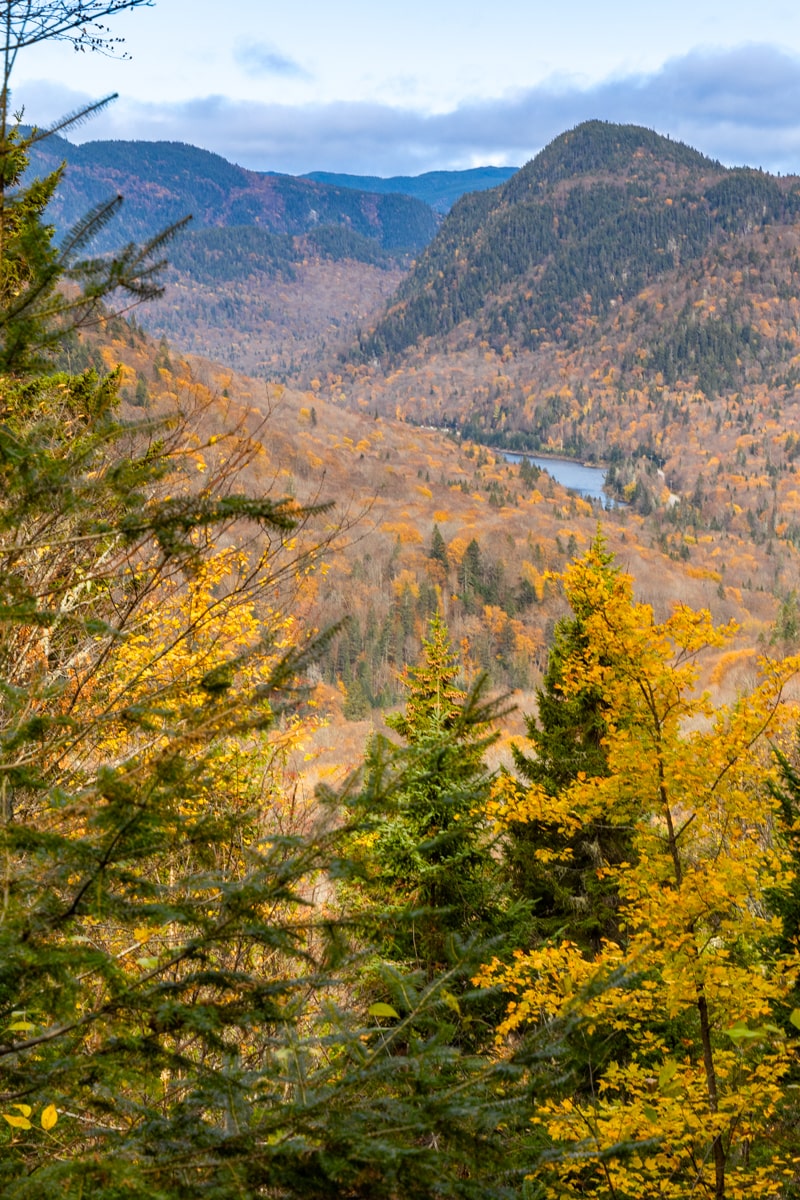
<box><xmin>768</xmin><ymin>746</ymin><xmax>800</xmax><ymax>958</ymax></box>
<box><xmin>0</xmin><ymin>224</ymin><xmax>535</xmax><ymax>1200</ymax></box>
<box><xmin>0</xmin><ymin>4</ymin><xmax>189</xmax><ymax>373</ymax></box>
<box><xmin>429</xmin><ymin>521</ymin><xmax>449</xmax><ymax>571</ymax></box>
<box><xmin>354</xmin><ymin>616</ymin><xmax>512</xmax><ymax>979</ymax></box>
<box><xmin>0</xmin><ymin>11</ymin><xmax>547</xmax><ymax>1194</ymax></box>
<box><xmin>460</xmin><ymin>537</ymin><xmax>482</xmax><ymax>596</ymax></box>
<box><xmin>506</xmin><ymin>532</ymin><xmax>634</xmax><ymax>950</ymax></box>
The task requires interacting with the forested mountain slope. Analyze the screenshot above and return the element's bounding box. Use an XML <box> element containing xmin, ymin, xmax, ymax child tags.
<box><xmin>26</xmin><ymin>135</ymin><xmax>443</xmax><ymax>378</ymax></box>
<box><xmin>336</xmin><ymin>122</ymin><xmax>800</xmax><ymax>543</ymax></box>
<box><xmin>29</xmin><ymin>134</ymin><xmax>439</xmax><ymax>252</ymax></box>
<box><xmin>360</xmin><ymin>120</ymin><xmax>800</xmax><ymax>373</ymax></box>
<box><xmin>72</xmin><ymin>314</ymin><xmax>787</xmax><ymax>739</ymax></box>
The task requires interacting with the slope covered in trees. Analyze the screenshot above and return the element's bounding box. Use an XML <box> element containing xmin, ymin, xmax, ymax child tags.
<box><xmin>29</xmin><ymin>134</ymin><xmax>439</xmax><ymax>252</ymax></box>
<box><xmin>25</xmin><ymin>136</ymin><xmax>439</xmax><ymax>379</ymax></box>
<box><xmin>358</xmin><ymin>120</ymin><xmax>796</xmax><ymax>363</ymax></box>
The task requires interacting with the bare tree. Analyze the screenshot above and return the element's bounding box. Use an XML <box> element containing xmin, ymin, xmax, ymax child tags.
<box><xmin>0</xmin><ymin>0</ymin><xmax>189</xmax><ymax>372</ymax></box>
<box><xmin>1</xmin><ymin>1</ymin><xmax>153</xmax><ymax>131</ymax></box>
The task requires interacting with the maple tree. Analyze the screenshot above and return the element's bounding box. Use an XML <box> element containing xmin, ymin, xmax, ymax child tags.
<box><xmin>478</xmin><ymin>543</ymin><xmax>800</xmax><ymax>1200</ymax></box>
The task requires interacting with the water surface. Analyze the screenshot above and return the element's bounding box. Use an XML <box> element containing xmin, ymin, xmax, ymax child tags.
<box><xmin>504</xmin><ymin>452</ymin><xmax>614</xmax><ymax>507</ymax></box>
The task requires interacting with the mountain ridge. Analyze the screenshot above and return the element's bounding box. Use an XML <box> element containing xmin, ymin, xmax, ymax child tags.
<box><xmin>357</xmin><ymin>120</ymin><xmax>800</xmax><ymax>397</ymax></box>
<box><xmin>27</xmin><ymin>134</ymin><xmax>439</xmax><ymax>253</ymax></box>
<box><xmin>302</xmin><ymin>166</ymin><xmax>518</xmax><ymax>213</ymax></box>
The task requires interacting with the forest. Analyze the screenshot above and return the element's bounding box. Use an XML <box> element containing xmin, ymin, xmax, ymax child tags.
<box><xmin>4</xmin><ymin>5</ymin><xmax>800</xmax><ymax>1199</ymax></box>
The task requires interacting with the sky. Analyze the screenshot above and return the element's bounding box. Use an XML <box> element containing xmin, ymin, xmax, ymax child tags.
<box><xmin>10</xmin><ymin>0</ymin><xmax>800</xmax><ymax>177</ymax></box>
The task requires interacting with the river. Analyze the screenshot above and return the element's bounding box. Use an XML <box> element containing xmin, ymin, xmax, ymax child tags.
<box><xmin>503</xmin><ymin>452</ymin><xmax>616</xmax><ymax>508</ymax></box>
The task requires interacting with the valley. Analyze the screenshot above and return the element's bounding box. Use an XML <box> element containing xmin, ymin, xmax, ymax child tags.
<box><xmin>64</xmin><ymin>119</ymin><xmax>800</xmax><ymax>747</ymax></box>
<box><xmin>8</xmin><ymin>82</ymin><xmax>800</xmax><ymax>1193</ymax></box>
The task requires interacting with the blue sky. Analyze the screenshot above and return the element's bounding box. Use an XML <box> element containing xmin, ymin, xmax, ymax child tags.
<box><xmin>11</xmin><ymin>0</ymin><xmax>800</xmax><ymax>176</ymax></box>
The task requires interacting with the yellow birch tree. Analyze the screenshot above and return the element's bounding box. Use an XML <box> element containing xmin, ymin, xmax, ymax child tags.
<box><xmin>478</xmin><ymin>546</ymin><xmax>800</xmax><ymax>1200</ymax></box>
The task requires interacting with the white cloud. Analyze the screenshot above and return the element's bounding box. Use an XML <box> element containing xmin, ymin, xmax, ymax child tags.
<box><xmin>15</xmin><ymin>44</ymin><xmax>800</xmax><ymax>176</ymax></box>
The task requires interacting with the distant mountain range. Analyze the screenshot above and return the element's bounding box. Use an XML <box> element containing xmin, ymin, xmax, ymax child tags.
<box><xmin>28</xmin><ymin>135</ymin><xmax>438</xmax><ymax>257</ymax></box>
<box><xmin>26</xmin><ymin>135</ymin><xmax>518</xmax><ymax>266</ymax></box>
<box><xmin>302</xmin><ymin>167</ymin><xmax>518</xmax><ymax>214</ymax></box>
<box><xmin>23</xmin><ymin>134</ymin><xmax>522</xmax><ymax>378</ymax></box>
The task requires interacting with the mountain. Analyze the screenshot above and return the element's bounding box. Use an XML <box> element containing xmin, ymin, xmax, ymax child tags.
<box><xmin>358</xmin><ymin>121</ymin><xmax>800</xmax><ymax>399</ymax></box>
<box><xmin>28</xmin><ymin>135</ymin><xmax>439</xmax><ymax>253</ymax></box>
<box><xmin>302</xmin><ymin>167</ymin><xmax>518</xmax><ymax>213</ymax></box>
<box><xmin>26</xmin><ymin>135</ymin><xmax>441</xmax><ymax>379</ymax></box>
<box><xmin>326</xmin><ymin>121</ymin><xmax>800</xmax><ymax>557</ymax></box>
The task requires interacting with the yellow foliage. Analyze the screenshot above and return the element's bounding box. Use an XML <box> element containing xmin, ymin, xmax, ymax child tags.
<box><xmin>684</xmin><ymin>564</ymin><xmax>722</xmax><ymax>581</ymax></box>
<box><xmin>480</xmin><ymin>548</ymin><xmax>800</xmax><ymax>1199</ymax></box>
<box><xmin>709</xmin><ymin>646</ymin><xmax>757</xmax><ymax>687</ymax></box>
<box><xmin>392</xmin><ymin>569</ymin><xmax>420</xmax><ymax>599</ymax></box>
<box><xmin>380</xmin><ymin>521</ymin><xmax>423</xmax><ymax>544</ymax></box>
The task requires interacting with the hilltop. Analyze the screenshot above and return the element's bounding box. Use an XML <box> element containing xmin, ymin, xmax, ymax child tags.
<box><xmin>329</xmin><ymin>123</ymin><xmax>800</xmax><ymax>550</ymax></box>
<box><xmin>358</xmin><ymin>120</ymin><xmax>793</xmax><ymax>373</ymax></box>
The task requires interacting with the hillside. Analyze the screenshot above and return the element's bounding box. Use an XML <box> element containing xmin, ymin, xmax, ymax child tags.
<box><xmin>39</xmin><ymin>122</ymin><xmax>800</xmax><ymax>707</ymax></box>
<box><xmin>27</xmin><ymin>134</ymin><xmax>444</xmax><ymax>379</ymax></box>
<box><xmin>143</xmin><ymin>252</ymin><xmax>406</xmax><ymax>379</ymax></box>
<box><xmin>29</xmin><ymin>134</ymin><xmax>439</xmax><ymax>252</ymax></box>
<box><xmin>322</xmin><ymin>123</ymin><xmax>800</xmax><ymax>553</ymax></box>
<box><xmin>358</xmin><ymin>120</ymin><xmax>799</xmax><ymax>369</ymax></box>
<box><xmin>71</xmin><ymin>314</ymin><xmax>794</xmax><ymax>764</ymax></box>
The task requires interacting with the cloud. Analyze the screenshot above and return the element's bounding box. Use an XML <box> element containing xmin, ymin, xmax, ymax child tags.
<box><xmin>233</xmin><ymin>41</ymin><xmax>310</xmax><ymax>80</ymax></box>
<box><xmin>16</xmin><ymin>44</ymin><xmax>800</xmax><ymax>176</ymax></box>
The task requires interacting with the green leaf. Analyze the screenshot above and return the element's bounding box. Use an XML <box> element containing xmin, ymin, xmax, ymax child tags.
<box><xmin>657</xmin><ymin>1060</ymin><xmax>678</xmax><ymax>1089</ymax></box>
<box><xmin>368</xmin><ymin>1002</ymin><xmax>399</xmax><ymax>1019</ymax></box>
<box><xmin>726</xmin><ymin>1022</ymin><xmax>767</xmax><ymax>1042</ymax></box>
<box><xmin>789</xmin><ymin>1008</ymin><xmax>800</xmax><ymax>1031</ymax></box>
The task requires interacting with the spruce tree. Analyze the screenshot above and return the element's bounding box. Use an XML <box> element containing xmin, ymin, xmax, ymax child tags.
<box><xmin>0</xmin><ymin>4</ymin><xmax>189</xmax><ymax>373</ymax></box>
<box><xmin>766</xmin><ymin>743</ymin><xmax>800</xmax><ymax>988</ymax></box>
<box><xmin>429</xmin><ymin>522</ymin><xmax>449</xmax><ymax>571</ymax></box>
<box><xmin>354</xmin><ymin>615</ymin><xmax>512</xmax><ymax>978</ymax></box>
<box><xmin>506</xmin><ymin>532</ymin><xmax>634</xmax><ymax>950</ymax></box>
<box><xmin>0</xmin><ymin>112</ymin><xmax>188</xmax><ymax>373</ymax></box>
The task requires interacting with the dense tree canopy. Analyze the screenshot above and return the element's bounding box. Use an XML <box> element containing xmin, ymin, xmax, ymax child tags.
<box><xmin>481</xmin><ymin>543</ymin><xmax>800</xmax><ymax>1200</ymax></box>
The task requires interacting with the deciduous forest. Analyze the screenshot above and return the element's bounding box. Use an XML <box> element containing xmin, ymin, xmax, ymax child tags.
<box><xmin>4</xmin><ymin>4</ymin><xmax>800</xmax><ymax>1199</ymax></box>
